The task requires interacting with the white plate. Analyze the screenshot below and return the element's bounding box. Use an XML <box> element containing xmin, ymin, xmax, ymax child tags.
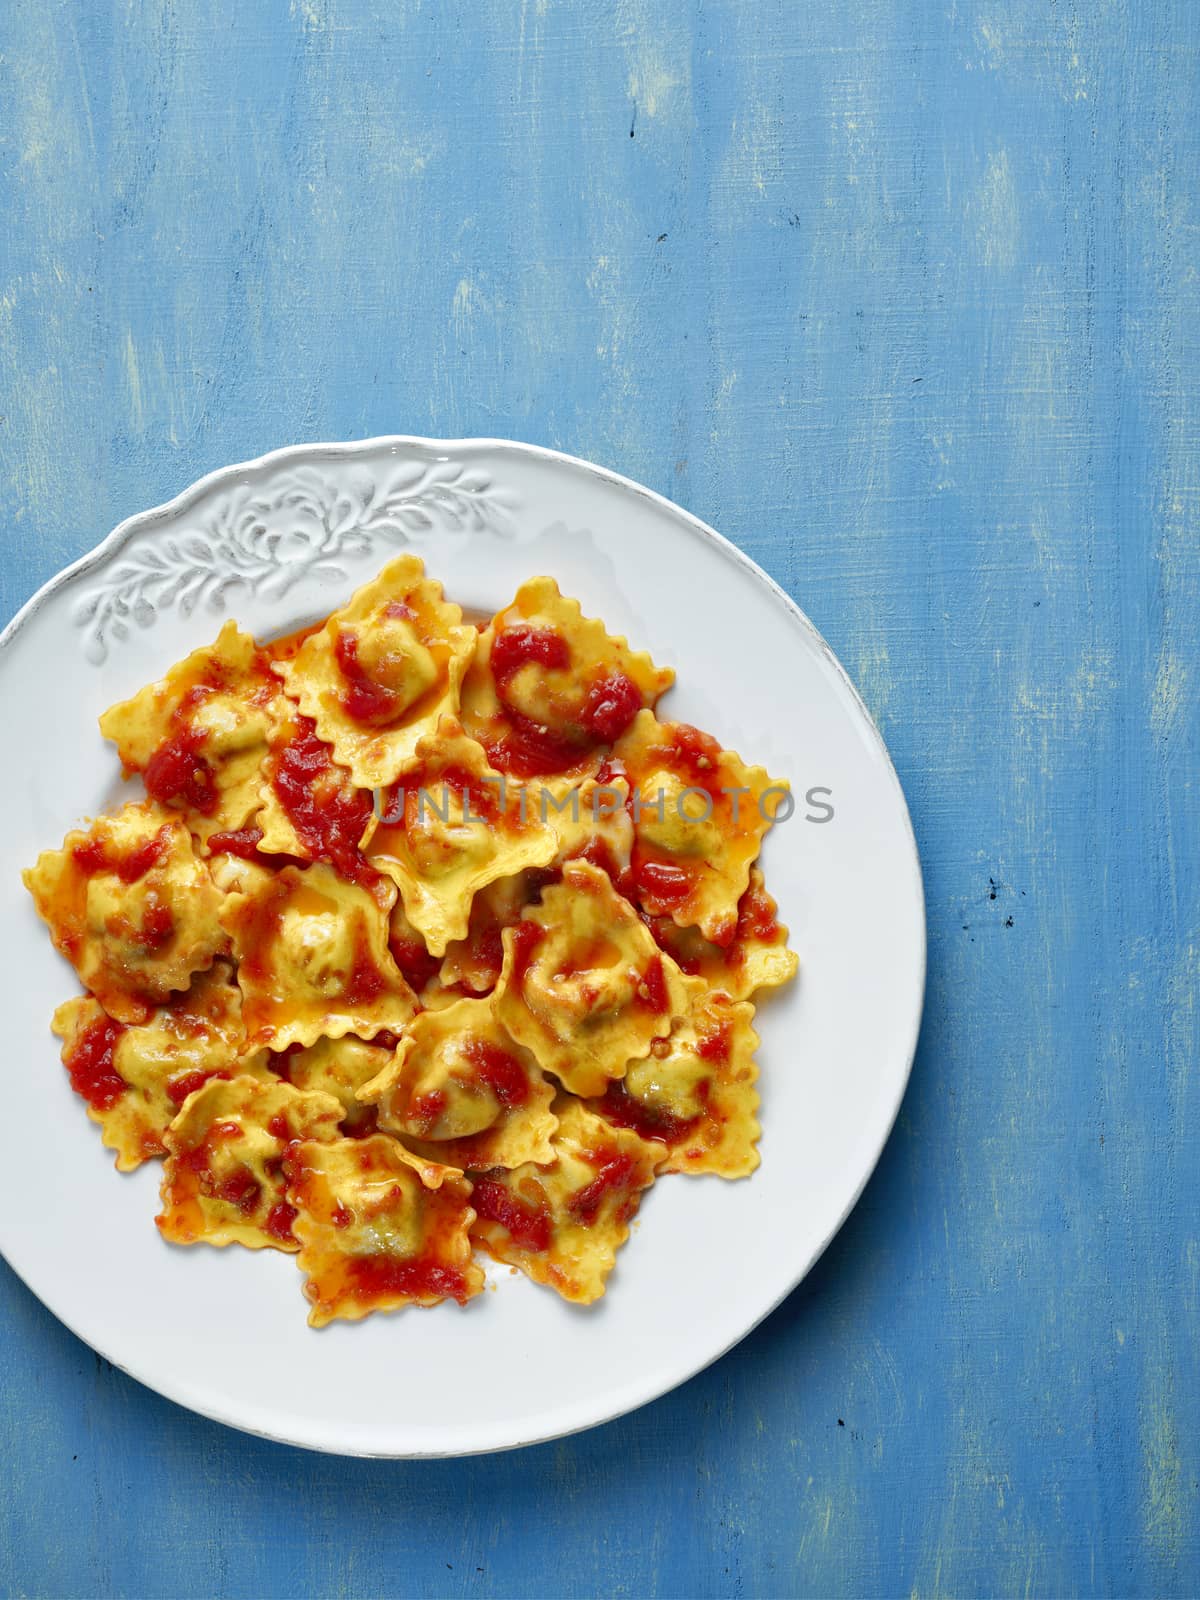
<box><xmin>0</xmin><ymin>438</ymin><xmax>924</xmax><ymax>1457</ymax></box>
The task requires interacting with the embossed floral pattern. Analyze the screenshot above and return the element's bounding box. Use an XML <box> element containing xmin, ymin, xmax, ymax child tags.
<box><xmin>72</xmin><ymin>459</ymin><xmax>515</xmax><ymax>663</ymax></box>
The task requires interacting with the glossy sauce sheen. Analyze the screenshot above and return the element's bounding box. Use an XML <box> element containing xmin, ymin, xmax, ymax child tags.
<box><xmin>64</xmin><ymin>1015</ymin><xmax>128</xmax><ymax>1110</ymax></box>
<box><xmin>271</xmin><ymin>716</ymin><xmax>375</xmax><ymax>885</ymax></box>
<box><xmin>471</xmin><ymin>1176</ymin><xmax>552</xmax><ymax>1252</ymax></box>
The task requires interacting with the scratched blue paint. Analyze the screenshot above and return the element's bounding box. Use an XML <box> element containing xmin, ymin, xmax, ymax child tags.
<box><xmin>1</xmin><ymin>1</ymin><xmax>1197</xmax><ymax>1595</ymax></box>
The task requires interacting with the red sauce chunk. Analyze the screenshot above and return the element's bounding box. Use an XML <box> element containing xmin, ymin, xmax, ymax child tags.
<box><xmin>344</xmin><ymin>940</ymin><xmax>386</xmax><ymax>1004</ymax></box>
<box><xmin>166</xmin><ymin>1068</ymin><xmax>231</xmax><ymax>1107</ymax></box>
<box><xmin>695</xmin><ymin>1018</ymin><xmax>733</xmax><ymax>1064</ymax></box>
<box><xmin>671</xmin><ymin>723</ymin><xmax>723</xmax><ymax>783</ymax></box>
<box><xmin>472</xmin><ymin>1176</ymin><xmax>552</xmax><ymax>1252</ymax></box>
<box><xmin>567</xmin><ymin>1151</ymin><xmax>637</xmax><ymax>1225</ymax></box>
<box><xmin>73</xmin><ymin>827</ymin><xmax>171</xmax><ymax>885</ymax></box>
<box><xmin>215</xmin><ymin>1166</ymin><xmax>262</xmax><ymax>1215</ymax></box>
<box><xmin>636</xmin><ymin>954</ymin><xmax>668</xmax><ymax>1013</ymax></box>
<box><xmin>633</xmin><ymin>856</ymin><xmax>693</xmax><ymax>907</ymax></box>
<box><xmin>484</xmin><ymin>712</ymin><xmax>587</xmax><ymax>778</ymax></box>
<box><xmin>264</xmin><ymin>1200</ymin><xmax>298</xmax><ymax>1242</ymax></box>
<box><xmin>408</xmin><ymin>1088</ymin><xmax>448</xmax><ymax>1134</ymax></box>
<box><xmin>461</xmin><ymin>1037</ymin><xmax>529</xmax><ymax>1108</ymax></box>
<box><xmin>138</xmin><ymin>897</ymin><xmax>175</xmax><ymax>952</ymax></box>
<box><xmin>206</xmin><ymin>826</ymin><xmax>265</xmax><ymax>860</ymax></box>
<box><xmin>64</xmin><ymin>1015</ymin><xmax>128</xmax><ymax>1110</ymax></box>
<box><xmin>331</xmin><ymin>1202</ymin><xmax>354</xmax><ymax>1229</ymax></box>
<box><xmin>739</xmin><ymin>883</ymin><xmax>780</xmax><ymax>943</ymax></box>
<box><xmin>144</xmin><ymin>725</ymin><xmax>218</xmax><ymax>814</ymax></box>
<box><xmin>597</xmin><ymin>1079</ymin><xmax>697</xmax><ymax>1146</ymax></box>
<box><xmin>580</xmin><ymin>670</ymin><xmax>643</xmax><ymax>743</ymax></box>
<box><xmin>267</xmin><ymin>1113</ymin><xmax>292</xmax><ymax>1142</ymax></box>
<box><xmin>389</xmin><ymin>933</ymin><xmax>441</xmax><ymax>992</ymax></box>
<box><xmin>508</xmin><ymin>918</ymin><xmax>544</xmax><ymax>985</ymax></box>
<box><xmin>346</xmin><ymin>1253</ymin><xmax>472</xmax><ymax>1305</ymax></box>
<box><xmin>333</xmin><ymin>628</ymin><xmax>405</xmax><ymax>726</ymax></box>
<box><xmin>491</xmin><ymin>624</ymin><xmax>571</xmax><ymax>685</ymax></box>
<box><xmin>271</xmin><ymin>716</ymin><xmax>375</xmax><ymax>885</ymax></box>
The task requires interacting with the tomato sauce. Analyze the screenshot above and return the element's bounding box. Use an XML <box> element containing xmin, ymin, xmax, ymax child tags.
<box><xmin>138</xmin><ymin>897</ymin><xmax>175</xmax><ymax>951</ymax></box>
<box><xmin>567</xmin><ymin>1151</ymin><xmax>637</xmax><ymax>1224</ymax></box>
<box><xmin>270</xmin><ymin>715</ymin><xmax>375</xmax><ymax>886</ymax></box>
<box><xmin>333</xmin><ymin>628</ymin><xmax>405</xmax><ymax>726</ymax></box>
<box><xmin>144</xmin><ymin>723</ymin><xmax>218</xmax><ymax>814</ymax></box>
<box><xmin>580</xmin><ymin>670</ymin><xmax>642</xmax><ymax>743</ymax></box>
<box><xmin>471</xmin><ymin>1176</ymin><xmax>552</xmax><ymax>1252</ymax></box>
<box><xmin>483</xmin><ymin>712</ymin><xmax>588</xmax><ymax>778</ymax></box>
<box><xmin>73</xmin><ymin>827</ymin><xmax>170</xmax><ymax>885</ymax></box>
<box><xmin>695</xmin><ymin>1017</ymin><xmax>732</xmax><ymax>1064</ymax></box>
<box><xmin>632</xmin><ymin>856</ymin><xmax>693</xmax><ymax>907</ymax></box>
<box><xmin>389</xmin><ymin>931</ymin><xmax>441</xmax><ymax>992</ymax></box>
<box><xmin>263</xmin><ymin>1200</ymin><xmax>298</xmax><ymax>1242</ymax></box>
<box><xmin>596</xmin><ymin>1080</ymin><xmax>697</xmax><ymax>1145</ymax></box>
<box><xmin>166</xmin><ymin>1068</ymin><xmax>231</xmax><ymax>1107</ymax></box>
<box><xmin>738</xmin><ymin>882</ymin><xmax>780</xmax><ymax>942</ymax></box>
<box><xmin>490</xmin><ymin>624</ymin><xmax>570</xmax><ymax>684</ymax></box>
<box><xmin>214</xmin><ymin>1166</ymin><xmax>262</xmax><ymax>1215</ymax></box>
<box><xmin>346</xmin><ymin>1253</ymin><xmax>473</xmax><ymax>1304</ymax></box>
<box><xmin>461</xmin><ymin>1036</ymin><xmax>529</xmax><ymax>1107</ymax></box>
<box><xmin>408</xmin><ymin>1088</ymin><xmax>448</xmax><ymax>1133</ymax></box>
<box><xmin>635</xmin><ymin>954</ymin><xmax>668</xmax><ymax>1014</ymax></box>
<box><xmin>64</xmin><ymin>1015</ymin><xmax>128</xmax><ymax>1110</ymax></box>
<box><xmin>508</xmin><ymin>918</ymin><xmax>544</xmax><ymax>985</ymax></box>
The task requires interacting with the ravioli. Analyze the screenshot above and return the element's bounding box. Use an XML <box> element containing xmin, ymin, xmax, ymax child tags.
<box><xmin>643</xmin><ymin>867</ymin><xmax>798</xmax><ymax>1000</ymax></box>
<box><xmin>157</xmin><ymin>1075</ymin><xmax>344</xmax><ymax>1251</ymax></box>
<box><xmin>220</xmin><ymin>862</ymin><xmax>418</xmax><ymax>1049</ymax></box>
<box><xmin>24</xmin><ymin>802</ymin><xmax>226</xmax><ymax>1023</ymax></box>
<box><xmin>494</xmin><ymin>860</ymin><xmax>689</xmax><ymax>1097</ymax></box>
<box><xmin>468</xmin><ymin>1100</ymin><xmax>661</xmax><ymax>1304</ymax></box>
<box><xmin>460</xmin><ymin>578</ymin><xmax>674</xmax><ymax>782</ymax></box>
<box><xmin>588</xmin><ymin>979</ymin><xmax>760</xmax><ymax>1177</ymax></box>
<box><xmin>362</xmin><ymin>717</ymin><xmax>557</xmax><ymax>957</ymax></box>
<box><xmin>359</xmin><ymin>996</ymin><xmax>556</xmax><ymax>1170</ymax></box>
<box><xmin>275</xmin><ymin>1035</ymin><xmax>397</xmax><ymax>1137</ymax></box>
<box><xmin>613</xmin><ymin>711</ymin><xmax>789</xmax><ymax>946</ymax></box>
<box><xmin>275</xmin><ymin>554</ymin><xmax>476</xmax><ymax>788</ymax></box>
<box><xmin>98</xmin><ymin>622</ymin><xmax>282</xmax><ymax>845</ymax></box>
<box><xmin>49</xmin><ymin>964</ymin><xmax>270</xmax><ymax>1172</ymax></box>
<box><xmin>285</xmin><ymin>1135</ymin><xmax>485</xmax><ymax>1325</ymax></box>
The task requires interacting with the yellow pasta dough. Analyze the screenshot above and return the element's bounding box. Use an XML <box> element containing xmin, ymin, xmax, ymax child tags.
<box><xmin>362</xmin><ymin>716</ymin><xmax>557</xmax><ymax>956</ymax></box>
<box><xmin>460</xmin><ymin>577</ymin><xmax>674</xmax><ymax>783</ymax></box>
<box><xmin>586</xmin><ymin>978</ymin><xmax>761</xmax><ymax>1178</ymax></box>
<box><xmin>493</xmin><ymin>860</ymin><xmax>689</xmax><ymax>1097</ymax></box>
<box><xmin>157</xmin><ymin>1075</ymin><xmax>344</xmax><ymax>1251</ymax></box>
<box><xmin>24</xmin><ymin>802</ymin><xmax>226</xmax><ymax>1023</ymax></box>
<box><xmin>358</xmin><ymin>995</ymin><xmax>557</xmax><ymax>1170</ymax></box>
<box><xmin>219</xmin><ymin>861</ymin><xmax>418</xmax><ymax>1050</ymax></box>
<box><xmin>641</xmin><ymin>866</ymin><xmax>798</xmax><ymax>1000</ymax></box>
<box><xmin>99</xmin><ymin>621</ymin><xmax>284</xmax><ymax>844</ymax></box>
<box><xmin>50</xmin><ymin>962</ymin><xmax>272</xmax><ymax>1172</ymax></box>
<box><xmin>285</xmin><ymin>1134</ymin><xmax>485</xmax><ymax>1325</ymax></box>
<box><xmin>274</xmin><ymin>554</ymin><xmax>476</xmax><ymax>788</ymax></box>
<box><xmin>468</xmin><ymin>1100</ymin><xmax>661</xmax><ymax>1304</ymax></box>
<box><xmin>613</xmin><ymin>710</ymin><xmax>789</xmax><ymax>946</ymax></box>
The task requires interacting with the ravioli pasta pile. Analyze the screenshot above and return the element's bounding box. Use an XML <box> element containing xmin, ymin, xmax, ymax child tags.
<box><xmin>24</xmin><ymin>557</ymin><xmax>797</xmax><ymax>1326</ymax></box>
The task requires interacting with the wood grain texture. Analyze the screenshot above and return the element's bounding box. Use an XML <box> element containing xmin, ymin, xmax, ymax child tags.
<box><xmin>1</xmin><ymin>0</ymin><xmax>1197</xmax><ymax>1595</ymax></box>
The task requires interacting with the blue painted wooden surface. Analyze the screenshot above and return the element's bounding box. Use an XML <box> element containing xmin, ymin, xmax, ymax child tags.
<box><xmin>1</xmin><ymin>1</ymin><xmax>1197</xmax><ymax>1594</ymax></box>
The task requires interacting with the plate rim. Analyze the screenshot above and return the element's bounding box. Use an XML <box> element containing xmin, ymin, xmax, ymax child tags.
<box><xmin>0</xmin><ymin>435</ymin><xmax>926</xmax><ymax>1457</ymax></box>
